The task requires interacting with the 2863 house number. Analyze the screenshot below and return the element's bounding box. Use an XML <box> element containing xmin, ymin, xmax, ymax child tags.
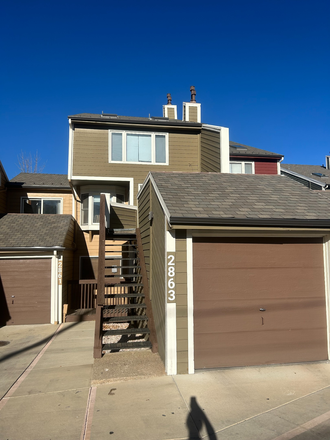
<box><xmin>167</xmin><ymin>254</ymin><xmax>175</xmax><ymax>301</ymax></box>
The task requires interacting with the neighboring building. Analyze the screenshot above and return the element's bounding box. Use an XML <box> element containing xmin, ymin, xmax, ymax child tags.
<box><xmin>281</xmin><ymin>161</ymin><xmax>330</xmax><ymax>190</ymax></box>
<box><xmin>0</xmin><ymin>214</ymin><xmax>75</xmax><ymax>326</ymax></box>
<box><xmin>138</xmin><ymin>171</ymin><xmax>330</xmax><ymax>374</ymax></box>
<box><xmin>0</xmin><ymin>161</ymin><xmax>9</xmax><ymax>213</ymax></box>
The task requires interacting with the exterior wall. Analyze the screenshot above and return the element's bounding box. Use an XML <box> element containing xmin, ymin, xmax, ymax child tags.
<box><xmin>200</xmin><ymin>128</ymin><xmax>221</xmax><ymax>173</ymax></box>
<box><xmin>0</xmin><ymin>166</ymin><xmax>8</xmax><ymax>213</ymax></box>
<box><xmin>62</xmin><ymin>250</ymin><xmax>73</xmax><ymax>307</ymax></box>
<box><xmin>138</xmin><ymin>180</ymin><xmax>151</xmax><ymax>279</ymax></box>
<box><xmin>167</xmin><ymin>108</ymin><xmax>175</xmax><ymax>119</ymax></box>
<box><xmin>110</xmin><ymin>205</ymin><xmax>137</xmax><ymax>229</ymax></box>
<box><xmin>254</xmin><ymin>160</ymin><xmax>278</xmax><ymax>175</ymax></box>
<box><xmin>189</xmin><ymin>107</ymin><xmax>198</xmax><ymax>122</ymax></box>
<box><xmin>150</xmin><ymin>185</ymin><xmax>166</xmax><ymax>364</ymax></box>
<box><xmin>72</xmin><ymin>126</ymin><xmax>200</xmax><ymax>203</ymax></box>
<box><xmin>175</xmin><ymin>230</ymin><xmax>189</xmax><ymax>374</ymax></box>
<box><xmin>7</xmin><ymin>189</ymin><xmax>73</xmax><ymax>214</ymax></box>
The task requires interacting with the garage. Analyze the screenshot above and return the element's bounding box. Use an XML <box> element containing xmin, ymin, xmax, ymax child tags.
<box><xmin>0</xmin><ymin>258</ymin><xmax>51</xmax><ymax>325</ymax></box>
<box><xmin>193</xmin><ymin>237</ymin><xmax>328</xmax><ymax>369</ymax></box>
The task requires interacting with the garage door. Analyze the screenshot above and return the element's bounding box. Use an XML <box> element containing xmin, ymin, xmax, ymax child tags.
<box><xmin>0</xmin><ymin>259</ymin><xmax>51</xmax><ymax>325</ymax></box>
<box><xmin>193</xmin><ymin>237</ymin><xmax>328</xmax><ymax>369</ymax></box>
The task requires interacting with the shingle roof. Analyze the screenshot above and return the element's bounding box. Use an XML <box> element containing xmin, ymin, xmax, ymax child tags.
<box><xmin>0</xmin><ymin>214</ymin><xmax>74</xmax><ymax>248</ymax></box>
<box><xmin>229</xmin><ymin>142</ymin><xmax>283</xmax><ymax>158</ymax></box>
<box><xmin>281</xmin><ymin>164</ymin><xmax>330</xmax><ymax>186</ymax></box>
<box><xmin>149</xmin><ymin>172</ymin><xmax>330</xmax><ymax>227</ymax></box>
<box><xmin>9</xmin><ymin>173</ymin><xmax>70</xmax><ymax>189</ymax></box>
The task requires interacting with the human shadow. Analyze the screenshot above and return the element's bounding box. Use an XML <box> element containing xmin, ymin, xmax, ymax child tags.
<box><xmin>186</xmin><ymin>396</ymin><xmax>218</xmax><ymax>440</ymax></box>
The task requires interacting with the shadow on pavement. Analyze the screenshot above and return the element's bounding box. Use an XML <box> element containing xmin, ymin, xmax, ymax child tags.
<box><xmin>187</xmin><ymin>396</ymin><xmax>218</xmax><ymax>439</ymax></box>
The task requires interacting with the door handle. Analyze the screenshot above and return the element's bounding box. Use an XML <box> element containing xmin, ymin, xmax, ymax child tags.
<box><xmin>259</xmin><ymin>308</ymin><xmax>266</xmax><ymax>312</ymax></box>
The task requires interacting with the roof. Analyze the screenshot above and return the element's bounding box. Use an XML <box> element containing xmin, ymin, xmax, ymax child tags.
<box><xmin>0</xmin><ymin>214</ymin><xmax>74</xmax><ymax>249</ymax></box>
<box><xmin>9</xmin><ymin>173</ymin><xmax>71</xmax><ymax>189</ymax></box>
<box><xmin>148</xmin><ymin>172</ymin><xmax>330</xmax><ymax>227</ymax></box>
<box><xmin>69</xmin><ymin>113</ymin><xmax>202</xmax><ymax>128</ymax></box>
<box><xmin>281</xmin><ymin>164</ymin><xmax>330</xmax><ymax>187</ymax></box>
<box><xmin>229</xmin><ymin>141</ymin><xmax>283</xmax><ymax>158</ymax></box>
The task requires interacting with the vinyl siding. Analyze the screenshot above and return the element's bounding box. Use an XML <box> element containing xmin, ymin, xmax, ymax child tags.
<box><xmin>200</xmin><ymin>129</ymin><xmax>221</xmax><ymax>173</ymax></box>
<box><xmin>189</xmin><ymin>106</ymin><xmax>198</xmax><ymax>122</ymax></box>
<box><xmin>254</xmin><ymin>160</ymin><xmax>278</xmax><ymax>175</ymax></box>
<box><xmin>0</xmin><ymin>167</ymin><xmax>7</xmax><ymax>213</ymax></box>
<box><xmin>7</xmin><ymin>189</ymin><xmax>73</xmax><ymax>214</ymax></box>
<box><xmin>72</xmin><ymin>127</ymin><xmax>200</xmax><ymax>203</ymax></box>
<box><xmin>167</xmin><ymin>108</ymin><xmax>175</xmax><ymax>119</ymax></box>
<box><xmin>110</xmin><ymin>205</ymin><xmax>137</xmax><ymax>229</ymax></box>
<box><xmin>175</xmin><ymin>230</ymin><xmax>188</xmax><ymax>374</ymax></box>
<box><xmin>62</xmin><ymin>250</ymin><xmax>74</xmax><ymax>307</ymax></box>
<box><xmin>138</xmin><ymin>180</ymin><xmax>151</xmax><ymax>280</ymax></box>
<box><xmin>150</xmin><ymin>185</ymin><xmax>166</xmax><ymax>364</ymax></box>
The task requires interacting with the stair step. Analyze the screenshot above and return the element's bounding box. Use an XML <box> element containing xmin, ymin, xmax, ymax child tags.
<box><xmin>104</xmin><ymin>293</ymin><xmax>145</xmax><ymax>299</ymax></box>
<box><xmin>104</xmin><ymin>315</ymin><xmax>148</xmax><ymax>322</ymax></box>
<box><xmin>103</xmin><ymin>341</ymin><xmax>152</xmax><ymax>350</ymax></box>
<box><xmin>103</xmin><ymin>328</ymin><xmax>150</xmax><ymax>336</ymax></box>
<box><xmin>105</xmin><ymin>282</ymin><xmax>143</xmax><ymax>287</ymax></box>
<box><xmin>109</xmin><ymin>304</ymin><xmax>146</xmax><ymax>309</ymax></box>
<box><xmin>104</xmin><ymin>265</ymin><xmax>141</xmax><ymax>270</ymax></box>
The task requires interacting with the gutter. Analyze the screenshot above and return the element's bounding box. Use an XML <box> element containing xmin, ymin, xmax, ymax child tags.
<box><xmin>69</xmin><ymin>116</ymin><xmax>202</xmax><ymax>129</ymax></box>
<box><xmin>0</xmin><ymin>246</ymin><xmax>76</xmax><ymax>251</ymax></box>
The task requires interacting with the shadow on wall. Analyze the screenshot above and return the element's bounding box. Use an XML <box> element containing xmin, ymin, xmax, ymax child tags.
<box><xmin>0</xmin><ymin>276</ymin><xmax>11</xmax><ymax>327</ymax></box>
<box><xmin>186</xmin><ymin>396</ymin><xmax>218</xmax><ymax>439</ymax></box>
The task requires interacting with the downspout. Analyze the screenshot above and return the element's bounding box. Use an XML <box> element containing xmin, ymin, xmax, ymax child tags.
<box><xmin>277</xmin><ymin>156</ymin><xmax>284</xmax><ymax>175</ymax></box>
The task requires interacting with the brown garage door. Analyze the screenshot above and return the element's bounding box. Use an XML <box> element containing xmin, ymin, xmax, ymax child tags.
<box><xmin>193</xmin><ymin>237</ymin><xmax>328</xmax><ymax>369</ymax></box>
<box><xmin>0</xmin><ymin>259</ymin><xmax>51</xmax><ymax>325</ymax></box>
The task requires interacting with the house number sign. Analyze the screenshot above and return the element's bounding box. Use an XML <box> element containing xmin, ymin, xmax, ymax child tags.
<box><xmin>167</xmin><ymin>254</ymin><xmax>175</xmax><ymax>301</ymax></box>
<box><xmin>58</xmin><ymin>260</ymin><xmax>63</xmax><ymax>285</ymax></box>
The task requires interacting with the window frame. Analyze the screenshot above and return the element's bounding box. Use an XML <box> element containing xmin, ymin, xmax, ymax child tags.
<box><xmin>108</xmin><ymin>130</ymin><xmax>169</xmax><ymax>165</ymax></box>
<box><xmin>229</xmin><ymin>161</ymin><xmax>255</xmax><ymax>174</ymax></box>
<box><xmin>21</xmin><ymin>197</ymin><xmax>63</xmax><ymax>214</ymax></box>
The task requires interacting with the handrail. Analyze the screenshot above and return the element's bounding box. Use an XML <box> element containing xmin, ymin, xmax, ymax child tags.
<box><xmin>97</xmin><ymin>193</ymin><xmax>106</xmax><ymax>305</ymax></box>
<box><xmin>136</xmin><ymin>228</ymin><xmax>158</xmax><ymax>353</ymax></box>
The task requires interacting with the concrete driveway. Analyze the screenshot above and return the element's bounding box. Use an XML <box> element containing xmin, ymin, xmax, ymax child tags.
<box><xmin>1</xmin><ymin>322</ymin><xmax>330</xmax><ymax>440</ymax></box>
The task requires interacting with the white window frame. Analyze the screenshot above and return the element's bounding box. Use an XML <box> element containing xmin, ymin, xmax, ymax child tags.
<box><xmin>108</xmin><ymin>130</ymin><xmax>169</xmax><ymax>165</ymax></box>
<box><xmin>229</xmin><ymin>161</ymin><xmax>255</xmax><ymax>174</ymax></box>
<box><xmin>21</xmin><ymin>197</ymin><xmax>63</xmax><ymax>214</ymax></box>
<box><xmin>80</xmin><ymin>192</ymin><xmax>111</xmax><ymax>231</ymax></box>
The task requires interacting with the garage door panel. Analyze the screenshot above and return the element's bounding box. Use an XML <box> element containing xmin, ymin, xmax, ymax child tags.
<box><xmin>0</xmin><ymin>259</ymin><xmax>51</xmax><ymax>325</ymax></box>
<box><xmin>193</xmin><ymin>238</ymin><xmax>327</xmax><ymax>368</ymax></box>
<box><xmin>194</xmin><ymin>328</ymin><xmax>328</xmax><ymax>369</ymax></box>
<box><xmin>194</xmin><ymin>268</ymin><xmax>325</xmax><ymax>299</ymax></box>
<box><xmin>194</xmin><ymin>298</ymin><xmax>327</xmax><ymax>333</ymax></box>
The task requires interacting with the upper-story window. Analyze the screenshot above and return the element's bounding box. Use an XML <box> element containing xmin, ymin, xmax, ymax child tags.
<box><xmin>22</xmin><ymin>198</ymin><xmax>62</xmax><ymax>214</ymax></box>
<box><xmin>229</xmin><ymin>162</ymin><xmax>254</xmax><ymax>174</ymax></box>
<box><xmin>109</xmin><ymin>130</ymin><xmax>168</xmax><ymax>165</ymax></box>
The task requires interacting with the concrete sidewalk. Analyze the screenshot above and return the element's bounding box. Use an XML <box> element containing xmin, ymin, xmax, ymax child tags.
<box><xmin>2</xmin><ymin>322</ymin><xmax>330</xmax><ymax>440</ymax></box>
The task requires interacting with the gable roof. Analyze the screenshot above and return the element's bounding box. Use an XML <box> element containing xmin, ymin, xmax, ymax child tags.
<box><xmin>229</xmin><ymin>142</ymin><xmax>283</xmax><ymax>158</ymax></box>
<box><xmin>147</xmin><ymin>172</ymin><xmax>330</xmax><ymax>228</ymax></box>
<box><xmin>9</xmin><ymin>173</ymin><xmax>71</xmax><ymax>189</ymax></box>
<box><xmin>0</xmin><ymin>214</ymin><xmax>74</xmax><ymax>249</ymax></box>
<box><xmin>281</xmin><ymin>164</ymin><xmax>330</xmax><ymax>188</ymax></box>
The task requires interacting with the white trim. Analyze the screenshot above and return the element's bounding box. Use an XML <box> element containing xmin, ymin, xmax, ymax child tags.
<box><xmin>166</xmin><ymin>230</ymin><xmax>176</xmax><ymax>252</ymax></box>
<box><xmin>108</xmin><ymin>130</ymin><xmax>169</xmax><ymax>166</ymax></box>
<box><xmin>71</xmin><ymin>177</ymin><xmax>134</xmax><ymax>205</ymax></box>
<box><xmin>110</xmin><ymin>202</ymin><xmax>137</xmax><ymax>210</ymax></box>
<box><xmin>165</xmin><ymin>303</ymin><xmax>177</xmax><ymax>375</ymax></box>
<box><xmin>323</xmin><ymin>237</ymin><xmax>330</xmax><ymax>360</ymax></box>
<box><xmin>186</xmin><ymin>231</ymin><xmax>194</xmax><ymax>374</ymax></box>
<box><xmin>220</xmin><ymin>127</ymin><xmax>230</xmax><ymax>173</ymax></box>
<box><xmin>229</xmin><ymin>161</ymin><xmax>255</xmax><ymax>174</ymax></box>
<box><xmin>68</xmin><ymin>119</ymin><xmax>74</xmax><ymax>180</ymax></box>
<box><xmin>163</xmin><ymin>105</ymin><xmax>178</xmax><ymax>119</ymax></box>
<box><xmin>149</xmin><ymin>174</ymin><xmax>171</xmax><ymax>226</ymax></box>
<box><xmin>58</xmin><ymin>254</ymin><xmax>63</xmax><ymax>324</ymax></box>
<box><xmin>51</xmin><ymin>254</ymin><xmax>57</xmax><ymax>324</ymax></box>
<box><xmin>277</xmin><ymin>156</ymin><xmax>283</xmax><ymax>175</ymax></box>
<box><xmin>20</xmin><ymin>197</ymin><xmax>64</xmax><ymax>214</ymax></box>
<box><xmin>182</xmin><ymin>102</ymin><xmax>201</xmax><ymax>123</ymax></box>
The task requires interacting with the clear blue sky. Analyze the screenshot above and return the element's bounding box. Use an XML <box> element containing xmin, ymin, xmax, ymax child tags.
<box><xmin>1</xmin><ymin>0</ymin><xmax>329</xmax><ymax>180</ymax></box>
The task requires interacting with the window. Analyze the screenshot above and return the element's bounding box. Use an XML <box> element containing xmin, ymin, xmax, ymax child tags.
<box><xmin>109</xmin><ymin>130</ymin><xmax>168</xmax><ymax>165</ymax></box>
<box><xmin>22</xmin><ymin>198</ymin><xmax>62</xmax><ymax>214</ymax></box>
<box><xmin>229</xmin><ymin>162</ymin><xmax>254</xmax><ymax>174</ymax></box>
<box><xmin>81</xmin><ymin>193</ymin><xmax>109</xmax><ymax>230</ymax></box>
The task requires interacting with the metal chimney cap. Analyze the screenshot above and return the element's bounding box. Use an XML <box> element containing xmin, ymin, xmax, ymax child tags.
<box><xmin>167</xmin><ymin>93</ymin><xmax>172</xmax><ymax>105</ymax></box>
<box><xmin>190</xmin><ymin>86</ymin><xmax>196</xmax><ymax>102</ymax></box>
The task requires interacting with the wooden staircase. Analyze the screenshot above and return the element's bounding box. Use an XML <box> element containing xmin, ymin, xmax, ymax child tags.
<box><xmin>94</xmin><ymin>195</ymin><xmax>157</xmax><ymax>358</ymax></box>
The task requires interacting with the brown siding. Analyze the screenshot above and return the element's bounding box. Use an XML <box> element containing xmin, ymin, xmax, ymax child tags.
<box><xmin>200</xmin><ymin>129</ymin><xmax>221</xmax><ymax>173</ymax></box>
<box><xmin>193</xmin><ymin>237</ymin><xmax>327</xmax><ymax>369</ymax></box>
<box><xmin>0</xmin><ymin>258</ymin><xmax>51</xmax><ymax>325</ymax></box>
<box><xmin>138</xmin><ymin>181</ymin><xmax>151</xmax><ymax>280</ymax></box>
<box><xmin>175</xmin><ymin>230</ymin><xmax>188</xmax><ymax>374</ymax></box>
<box><xmin>189</xmin><ymin>106</ymin><xmax>198</xmax><ymax>122</ymax></box>
<box><xmin>72</xmin><ymin>127</ymin><xmax>200</xmax><ymax>203</ymax></box>
<box><xmin>150</xmin><ymin>185</ymin><xmax>166</xmax><ymax>364</ymax></box>
<box><xmin>110</xmin><ymin>205</ymin><xmax>137</xmax><ymax>229</ymax></box>
<box><xmin>7</xmin><ymin>189</ymin><xmax>73</xmax><ymax>214</ymax></box>
<box><xmin>255</xmin><ymin>160</ymin><xmax>278</xmax><ymax>174</ymax></box>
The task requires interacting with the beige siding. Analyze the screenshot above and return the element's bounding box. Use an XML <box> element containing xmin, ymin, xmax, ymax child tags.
<box><xmin>167</xmin><ymin>108</ymin><xmax>175</xmax><ymax>119</ymax></box>
<box><xmin>72</xmin><ymin>127</ymin><xmax>200</xmax><ymax>203</ymax></box>
<box><xmin>200</xmin><ymin>128</ymin><xmax>221</xmax><ymax>173</ymax></box>
<box><xmin>7</xmin><ymin>189</ymin><xmax>73</xmax><ymax>214</ymax></box>
<box><xmin>175</xmin><ymin>230</ymin><xmax>188</xmax><ymax>374</ymax></box>
<box><xmin>111</xmin><ymin>205</ymin><xmax>137</xmax><ymax>229</ymax></box>
<box><xmin>138</xmin><ymin>181</ymin><xmax>151</xmax><ymax>279</ymax></box>
<box><xmin>150</xmin><ymin>185</ymin><xmax>166</xmax><ymax>364</ymax></box>
<box><xmin>189</xmin><ymin>106</ymin><xmax>198</xmax><ymax>123</ymax></box>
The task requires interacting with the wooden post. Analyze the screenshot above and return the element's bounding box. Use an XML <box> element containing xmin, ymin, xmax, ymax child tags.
<box><xmin>136</xmin><ymin>228</ymin><xmax>158</xmax><ymax>353</ymax></box>
<box><xmin>93</xmin><ymin>304</ymin><xmax>103</xmax><ymax>358</ymax></box>
<box><xmin>97</xmin><ymin>193</ymin><xmax>106</xmax><ymax>306</ymax></box>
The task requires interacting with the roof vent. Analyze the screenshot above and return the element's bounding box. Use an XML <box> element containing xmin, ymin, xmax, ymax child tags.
<box><xmin>101</xmin><ymin>112</ymin><xmax>118</xmax><ymax>118</ymax></box>
<box><xmin>231</xmin><ymin>144</ymin><xmax>247</xmax><ymax>150</ymax></box>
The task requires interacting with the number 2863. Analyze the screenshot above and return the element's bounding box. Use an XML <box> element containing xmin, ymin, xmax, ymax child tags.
<box><xmin>167</xmin><ymin>254</ymin><xmax>175</xmax><ymax>301</ymax></box>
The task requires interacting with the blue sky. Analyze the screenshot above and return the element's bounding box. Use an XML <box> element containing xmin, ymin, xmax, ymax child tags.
<box><xmin>1</xmin><ymin>0</ymin><xmax>329</xmax><ymax>179</ymax></box>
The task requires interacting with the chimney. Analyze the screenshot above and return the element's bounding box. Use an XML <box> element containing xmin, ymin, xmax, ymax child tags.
<box><xmin>326</xmin><ymin>155</ymin><xmax>330</xmax><ymax>170</ymax></box>
<box><xmin>182</xmin><ymin>86</ymin><xmax>201</xmax><ymax>123</ymax></box>
<box><xmin>163</xmin><ymin>93</ymin><xmax>177</xmax><ymax>119</ymax></box>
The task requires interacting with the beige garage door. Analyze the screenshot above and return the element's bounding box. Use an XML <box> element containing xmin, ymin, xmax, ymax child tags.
<box><xmin>0</xmin><ymin>259</ymin><xmax>51</xmax><ymax>325</ymax></box>
<box><xmin>193</xmin><ymin>237</ymin><xmax>328</xmax><ymax>369</ymax></box>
